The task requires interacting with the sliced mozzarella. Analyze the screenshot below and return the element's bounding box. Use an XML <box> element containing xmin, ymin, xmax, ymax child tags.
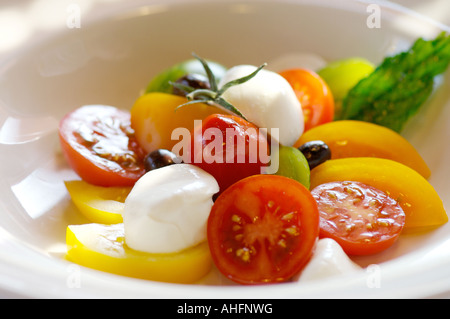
<box><xmin>68</xmin><ymin>223</ymin><xmax>126</xmax><ymax>258</ymax></box>
<box><xmin>122</xmin><ymin>164</ymin><xmax>219</xmax><ymax>254</ymax></box>
<box><xmin>296</xmin><ymin>238</ymin><xmax>362</xmax><ymax>282</ymax></box>
<box><xmin>219</xmin><ymin>65</ymin><xmax>303</xmax><ymax>146</ymax></box>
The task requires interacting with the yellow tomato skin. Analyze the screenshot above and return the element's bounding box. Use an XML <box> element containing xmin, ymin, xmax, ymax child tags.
<box><xmin>295</xmin><ymin>120</ymin><xmax>431</xmax><ymax>179</ymax></box>
<box><xmin>66</xmin><ymin>223</ymin><xmax>212</xmax><ymax>283</ymax></box>
<box><xmin>310</xmin><ymin>157</ymin><xmax>447</xmax><ymax>230</ymax></box>
<box><xmin>65</xmin><ymin>180</ymin><xmax>131</xmax><ymax>224</ymax></box>
<box><xmin>130</xmin><ymin>92</ymin><xmax>227</xmax><ymax>153</ymax></box>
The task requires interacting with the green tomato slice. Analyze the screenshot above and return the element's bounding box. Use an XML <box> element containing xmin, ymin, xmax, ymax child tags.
<box><xmin>318</xmin><ymin>57</ymin><xmax>375</xmax><ymax>119</ymax></box>
<box><xmin>273</xmin><ymin>145</ymin><xmax>310</xmax><ymax>189</ymax></box>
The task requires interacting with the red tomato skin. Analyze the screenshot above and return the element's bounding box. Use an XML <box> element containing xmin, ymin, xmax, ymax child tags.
<box><xmin>190</xmin><ymin>114</ymin><xmax>270</xmax><ymax>194</ymax></box>
<box><xmin>59</xmin><ymin>105</ymin><xmax>146</xmax><ymax>187</ymax></box>
<box><xmin>279</xmin><ymin>68</ymin><xmax>334</xmax><ymax>132</ymax></box>
<box><xmin>312</xmin><ymin>181</ymin><xmax>406</xmax><ymax>256</ymax></box>
<box><xmin>207</xmin><ymin>174</ymin><xmax>319</xmax><ymax>285</ymax></box>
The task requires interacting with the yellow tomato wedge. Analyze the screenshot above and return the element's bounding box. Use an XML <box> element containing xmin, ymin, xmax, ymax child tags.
<box><xmin>310</xmin><ymin>157</ymin><xmax>447</xmax><ymax>231</ymax></box>
<box><xmin>66</xmin><ymin>223</ymin><xmax>212</xmax><ymax>283</ymax></box>
<box><xmin>295</xmin><ymin>120</ymin><xmax>431</xmax><ymax>179</ymax></box>
<box><xmin>65</xmin><ymin>180</ymin><xmax>131</xmax><ymax>224</ymax></box>
<box><xmin>130</xmin><ymin>92</ymin><xmax>227</xmax><ymax>153</ymax></box>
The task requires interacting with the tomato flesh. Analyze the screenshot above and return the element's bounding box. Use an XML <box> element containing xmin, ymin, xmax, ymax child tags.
<box><xmin>311</xmin><ymin>181</ymin><xmax>406</xmax><ymax>255</ymax></box>
<box><xmin>207</xmin><ymin>174</ymin><xmax>319</xmax><ymax>285</ymax></box>
<box><xmin>279</xmin><ymin>68</ymin><xmax>334</xmax><ymax>132</ymax></box>
<box><xmin>59</xmin><ymin>105</ymin><xmax>146</xmax><ymax>187</ymax></box>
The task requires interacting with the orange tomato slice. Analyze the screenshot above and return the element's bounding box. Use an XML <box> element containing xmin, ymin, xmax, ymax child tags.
<box><xmin>296</xmin><ymin>120</ymin><xmax>431</xmax><ymax>179</ymax></box>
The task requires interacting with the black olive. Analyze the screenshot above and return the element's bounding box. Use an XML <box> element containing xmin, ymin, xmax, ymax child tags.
<box><xmin>172</xmin><ymin>73</ymin><xmax>210</xmax><ymax>97</ymax></box>
<box><xmin>298</xmin><ymin>140</ymin><xmax>331</xmax><ymax>170</ymax></box>
<box><xmin>144</xmin><ymin>149</ymin><xmax>183</xmax><ymax>171</ymax></box>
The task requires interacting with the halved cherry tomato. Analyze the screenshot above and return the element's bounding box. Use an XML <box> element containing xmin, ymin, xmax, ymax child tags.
<box><xmin>189</xmin><ymin>114</ymin><xmax>270</xmax><ymax>194</ymax></box>
<box><xmin>59</xmin><ymin>105</ymin><xmax>146</xmax><ymax>187</ymax></box>
<box><xmin>311</xmin><ymin>181</ymin><xmax>406</xmax><ymax>255</ymax></box>
<box><xmin>310</xmin><ymin>157</ymin><xmax>447</xmax><ymax>230</ymax></box>
<box><xmin>279</xmin><ymin>68</ymin><xmax>334</xmax><ymax>132</ymax></box>
<box><xmin>207</xmin><ymin>174</ymin><xmax>319</xmax><ymax>285</ymax></box>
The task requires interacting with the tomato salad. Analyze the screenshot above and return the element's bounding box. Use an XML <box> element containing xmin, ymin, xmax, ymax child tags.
<box><xmin>62</xmin><ymin>34</ymin><xmax>449</xmax><ymax>285</ymax></box>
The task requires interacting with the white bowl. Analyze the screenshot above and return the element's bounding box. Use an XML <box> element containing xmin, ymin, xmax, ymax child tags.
<box><xmin>0</xmin><ymin>0</ymin><xmax>449</xmax><ymax>298</ymax></box>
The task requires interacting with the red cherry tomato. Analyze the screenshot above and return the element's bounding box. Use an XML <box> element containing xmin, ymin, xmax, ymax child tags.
<box><xmin>190</xmin><ymin>114</ymin><xmax>270</xmax><ymax>194</ymax></box>
<box><xmin>59</xmin><ymin>105</ymin><xmax>146</xmax><ymax>187</ymax></box>
<box><xmin>207</xmin><ymin>174</ymin><xmax>319</xmax><ymax>285</ymax></box>
<box><xmin>311</xmin><ymin>181</ymin><xmax>406</xmax><ymax>255</ymax></box>
<box><xmin>279</xmin><ymin>68</ymin><xmax>334</xmax><ymax>132</ymax></box>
